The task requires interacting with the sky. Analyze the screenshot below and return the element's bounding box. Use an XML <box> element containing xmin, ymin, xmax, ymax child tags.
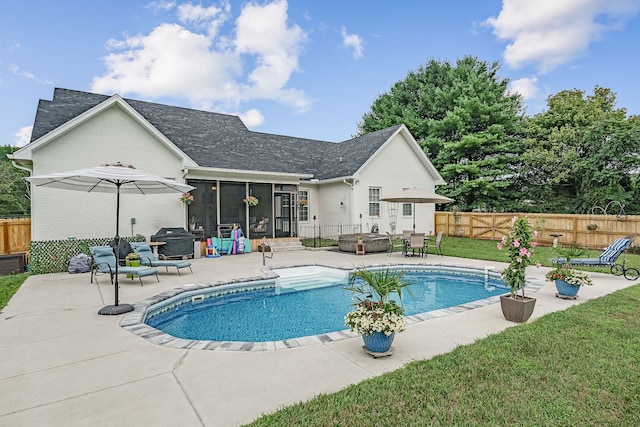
<box><xmin>2</xmin><ymin>0</ymin><xmax>640</xmax><ymax>147</ymax></box>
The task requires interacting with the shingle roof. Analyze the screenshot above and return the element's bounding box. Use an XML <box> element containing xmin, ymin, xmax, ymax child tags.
<box><xmin>30</xmin><ymin>88</ymin><xmax>400</xmax><ymax>180</ymax></box>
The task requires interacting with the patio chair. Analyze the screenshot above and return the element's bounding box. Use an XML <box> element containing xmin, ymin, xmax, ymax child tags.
<box><xmin>408</xmin><ymin>233</ymin><xmax>426</xmax><ymax>257</ymax></box>
<box><xmin>89</xmin><ymin>246</ymin><xmax>159</xmax><ymax>286</ymax></box>
<box><xmin>131</xmin><ymin>242</ymin><xmax>193</xmax><ymax>276</ymax></box>
<box><xmin>425</xmin><ymin>231</ymin><xmax>444</xmax><ymax>256</ymax></box>
<box><xmin>550</xmin><ymin>237</ymin><xmax>633</xmax><ymax>267</ymax></box>
<box><xmin>386</xmin><ymin>232</ymin><xmax>406</xmax><ymax>257</ymax></box>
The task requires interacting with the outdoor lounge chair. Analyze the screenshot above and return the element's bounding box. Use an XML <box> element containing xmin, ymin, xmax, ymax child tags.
<box><xmin>131</xmin><ymin>242</ymin><xmax>193</xmax><ymax>275</ymax></box>
<box><xmin>89</xmin><ymin>246</ymin><xmax>159</xmax><ymax>286</ymax></box>
<box><xmin>550</xmin><ymin>237</ymin><xmax>633</xmax><ymax>267</ymax></box>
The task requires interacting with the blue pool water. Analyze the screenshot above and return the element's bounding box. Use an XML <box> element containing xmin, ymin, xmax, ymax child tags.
<box><xmin>145</xmin><ymin>267</ymin><xmax>508</xmax><ymax>342</ymax></box>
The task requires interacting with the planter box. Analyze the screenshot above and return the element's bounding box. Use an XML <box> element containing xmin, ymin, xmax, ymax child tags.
<box><xmin>0</xmin><ymin>253</ymin><xmax>26</xmax><ymax>275</ymax></box>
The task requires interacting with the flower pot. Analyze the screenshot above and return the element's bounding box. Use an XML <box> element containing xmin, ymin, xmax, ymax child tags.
<box><xmin>555</xmin><ymin>279</ymin><xmax>580</xmax><ymax>297</ymax></box>
<box><xmin>362</xmin><ymin>331</ymin><xmax>395</xmax><ymax>353</ymax></box>
<box><xmin>125</xmin><ymin>259</ymin><xmax>140</xmax><ymax>279</ymax></box>
<box><xmin>500</xmin><ymin>294</ymin><xmax>536</xmax><ymax>323</ymax></box>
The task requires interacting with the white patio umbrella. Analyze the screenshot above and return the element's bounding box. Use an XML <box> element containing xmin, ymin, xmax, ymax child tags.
<box><xmin>27</xmin><ymin>162</ymin><xmax>195</xmax><ymax>315</ymax></box>
<box><xmin>380</xmin><ymin>187</ymin><xmax>454</xmax><ymax>232</ymax></box>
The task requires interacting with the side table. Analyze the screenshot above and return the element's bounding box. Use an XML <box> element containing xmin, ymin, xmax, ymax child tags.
<box><xmin>355</xmin><ymin>242</ymin><xmax>366</xmax><ymax>255</ymax></box>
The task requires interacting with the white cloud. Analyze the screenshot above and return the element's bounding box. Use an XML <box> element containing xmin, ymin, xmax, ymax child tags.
<box><xmin>10</xmin><ymin>64</ymin><xmax>35</xmax><ymax>80</ymax></box>
<box><xmin>509</xmin><ymin>77</ymin><xmax>538</xmax><ymax>100</ymax></box>
<box><xmin>234</xmin><ymin>0</ymin><xmax>309</xmax><ymax>110</ymax></box>
<box><xmin>485</xmin><ymin>0</ymin><xmax>640</xmax><ymax>73</ymax></box>
<box><xmin>239</xmin><ymin>108</ymin><xmax>265</xmax><ymax>128</ymax></box>
<box><xmin>13</xmin><ymin>125</ymin><xmax>32</xmax><ymax>147</ymax></box>
<box><xmin>92</xmin><ymin>0</ymin><xmax>310</xmax><ymax>114</ymax></box>
<box><xmin>146</xmin><ymin>1</ymin><xmax>176</xmax><ymax>12</ymax></box>
<box><xmin>92</xmin><ymin>23</ymin><xmax>242</xmax><ymax>110</ymax></box>
<box><xmin>340</xmin><ymin>26</ymin><xmax>364</xmax><ymax>59</ymax></box>
<box><xmin>177</xmin><ymin>2</ymin><xmax>229</xmax><ymax>37</ymax></box>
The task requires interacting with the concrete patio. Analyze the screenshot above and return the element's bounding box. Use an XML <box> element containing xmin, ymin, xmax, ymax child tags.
<box><xmin>0</xmin><ymin>248</ymin><xmax>635</xmax><ymax>426</ymax></box>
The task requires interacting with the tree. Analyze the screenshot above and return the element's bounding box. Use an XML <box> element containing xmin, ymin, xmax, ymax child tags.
<box><xmin>0</xmin><ymin>146</ymin><xmax>30</xmax><ymax>216</ymax></box>
<box><xmin>357</xmin><ymin>56</ymin><xmax>524</xmax><ymax>211</ymax></box>
<box><xmin>520</xmin><ymin>87</ymin><xmax>640</xmax><ymax>214</ymax></box>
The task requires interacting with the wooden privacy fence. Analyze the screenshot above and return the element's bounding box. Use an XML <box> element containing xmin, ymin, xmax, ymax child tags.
<box><xmin>0</xmin><ymin>218</ymin><xmax>31</xmax><ymax>255</ymax></box>
<box><xmin>435</xmin><ymin>212</ymin><xmax>640</xmax><ymax>249</ymax></box>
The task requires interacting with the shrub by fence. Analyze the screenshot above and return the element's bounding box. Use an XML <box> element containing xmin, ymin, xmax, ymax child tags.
<box><xmin>29</xmin><ymin>236</ymin><xmax>147</xmax><ymax>274</ymax></box>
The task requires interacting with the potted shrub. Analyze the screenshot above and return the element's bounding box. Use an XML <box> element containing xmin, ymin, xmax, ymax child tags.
<box><xmin>497</xmin><ymin>216</ymin><xmax>540</xmax><ymax>323</ymax></box>
<box><xmin>546</xmin><ymin>265</ymin><xmax>593</xmax><ymax>298</ymax></box>
<box><xmin>344</xmin><ymin>267</ymin><xmax>412</xmax><ymax>356</ymax></box>
<box><xmin>124</xmin><ymin>252</ymin><xmax>141</xmax><ymax>278</ymax></box>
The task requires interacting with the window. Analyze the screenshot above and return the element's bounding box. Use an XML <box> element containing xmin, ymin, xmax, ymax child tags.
<box><xmin>401</xmin><ymin>188</ymin><xmax>411</xmax><ymax>216</ymax></box>
<box><xmin>369</xmin><ymin>187</ymin><xmax>381</xmax><ymax>217</ymax></box>
<box><xmin>298</xmin><ymin>189</ymin><xmax>309</xmax><ymax>222</ymax></box>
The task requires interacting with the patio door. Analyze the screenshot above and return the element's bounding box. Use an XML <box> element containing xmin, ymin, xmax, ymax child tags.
<box><xmin>274</xmin><ymin>192</ymin><xmax>297</xmax><ymax>237</ymax></box>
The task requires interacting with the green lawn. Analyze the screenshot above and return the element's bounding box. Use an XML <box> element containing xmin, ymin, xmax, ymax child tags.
<box><xmin>0</xmin><ymin>273</ymin><xmax>28</xmax><ymax>311</ymax></box>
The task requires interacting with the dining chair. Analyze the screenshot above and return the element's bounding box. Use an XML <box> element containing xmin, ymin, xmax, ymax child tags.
<box><xmin>426</xmin><ymin>231</ymin><xmax>444</xmax><ymax>256</ymax></box>
<box><xmin>386</xmin><ymin>232</ymin><xmax>406</xmax><ymax>257</ymax></box>
<box><xmin>409</xmin><ymin>233</ymin><xmax>426</xmax><ymax>257</ymax></box>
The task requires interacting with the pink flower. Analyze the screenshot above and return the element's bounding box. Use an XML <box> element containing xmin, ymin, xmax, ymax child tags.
<box><xmin>536</xmin><ymin>263</ymin><xmax>542</xmax><ymax>268</ymax></box>
<box><xmin>531</xmin><ymin>242</ymin><xmax>538</xmax><ymax>247</ymax></box>
<box><xmin>501</xmin><ymin>236</ymin><xmax>507</xmax><ymax>244</ymax></box>
<box><xmin>511</xmin><ymin>216</ymin><xmax>517</xmax><ymax>224</ymax></box>
<box><xmin>517</xmin><ymin>257</ymin><xmax>523</xmax><ymax>263</ymax></box>
<box><xmin>497</xmin><ymin>243</ymin><xmax>503</xmax><ymax>250</ymax></box>
<box><xmin>512</xmin><ymin>239</ymin><xmax>520</xmax><ymax>248</ymax></box>
<box><xmin>533</xmin><ymin>230</ymin><xmax>539</xmax><ymax>238</ymax></box>
<box><xmin>519</xmin><ymin>247</ymin><xmax>529</xmax><ymax>256</ymax></box>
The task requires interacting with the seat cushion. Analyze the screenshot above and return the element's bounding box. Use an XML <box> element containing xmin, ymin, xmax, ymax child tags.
<box><xmin>94</xmin><ymin>247</ymin><xmax>115</xmax><ymax>257</ymax></box>
<box><xmin>119</xmin><ymin>266</ymin><xmax>158</xmax><ymax>277</ymax></box>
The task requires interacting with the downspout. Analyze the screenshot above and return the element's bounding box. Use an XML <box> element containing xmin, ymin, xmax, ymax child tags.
<box><xmin>342</xmin><ymin>178</ymin><xmax>355</xmax><ymax>226</ymax></box>
<box><xmin>182</xmin><ymin>168</ymin><xmax>189</xmax><ymax>230</ymax></box>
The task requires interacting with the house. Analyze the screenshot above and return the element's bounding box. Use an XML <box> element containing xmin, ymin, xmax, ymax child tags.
<box><xmin>9</xmin><ymin>88</ymin><xmax>445</xmax><ymax>244</ymax></box>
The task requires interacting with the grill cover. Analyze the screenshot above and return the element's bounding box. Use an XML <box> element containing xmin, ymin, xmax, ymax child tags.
<box><xmin>151</xmin><ymin>227</ymin><xmax>195</xmax><ymax>258</ymax></box>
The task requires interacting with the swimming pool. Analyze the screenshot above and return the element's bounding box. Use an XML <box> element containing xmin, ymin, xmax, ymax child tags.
<box><xmin>141</xmin><ymin>265</ymin><xmax>510</xmax><ymax>345</ymax></box>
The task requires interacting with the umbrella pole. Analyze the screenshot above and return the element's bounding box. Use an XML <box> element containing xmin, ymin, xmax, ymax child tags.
<box><xmin>98</xmin><ymin>183</ymin><xmax>134</xmax><ymax>315</ymax></box>
<box><xmin>413</xmin><ymin>200</ymin><xmax>416</xmax><ymax>232</ymax></box>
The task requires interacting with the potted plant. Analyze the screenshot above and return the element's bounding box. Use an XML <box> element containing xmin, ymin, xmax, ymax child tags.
<box><xmin>124</xmin><ymin>252</ymin><xmax>141</xmax><ymax>278</ymax></box>
<box><xmin>180</xmin><ymin>192</ymin><xmax>194</xmax><ymax>205</ymax></box>
<box><xmin>546</xmin><ymin>265</ymin><xmax>593</xmax><ymax>298</ymax></box>
<box><xmin>496</xmin><ymin>216</ymin><xmax>540</xmax><ymax>323</ymax></box>
<box><xmin>344</xmin><ymin>267</ymin><xmax>412</xmax><ymax>356</ymax></box>
<box><xmin>243</xmin><ymin>195</ymin><xmax>259</xmax><ymax>206</ymax></box>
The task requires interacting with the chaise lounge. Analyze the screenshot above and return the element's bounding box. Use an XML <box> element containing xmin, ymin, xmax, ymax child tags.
<box><xmin>90</xmin><ymin>246</ymin><xmax>159</xmax><ymax>286</ymax></box>
<box><xmin>550</xmin><ymin>237</ymin><xmax>633</xmax><ymax>268</ymax></box>
<box><xmin>131</xmin><ymin>242</ymin><xmax>193</xmax><ymax>275</ymax></box>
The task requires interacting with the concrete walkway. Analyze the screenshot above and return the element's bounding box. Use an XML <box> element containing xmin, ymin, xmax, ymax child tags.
<box><xmin>0</xmin><ymin>249</ymin><xmax>635</xmax><ymax>426</ymax></box>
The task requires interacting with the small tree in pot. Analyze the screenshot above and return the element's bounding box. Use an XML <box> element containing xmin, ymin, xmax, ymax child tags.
<box><xmin>497</xmin><ymin>216</ymin><xmax>540</xmax><ymax>322</ymax></box>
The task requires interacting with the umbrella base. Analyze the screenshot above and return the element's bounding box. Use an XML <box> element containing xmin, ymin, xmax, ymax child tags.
<box><xmin>98</xmin><ymin>304</ymin><xmax>134</xmax><ymax>315</ymax></box>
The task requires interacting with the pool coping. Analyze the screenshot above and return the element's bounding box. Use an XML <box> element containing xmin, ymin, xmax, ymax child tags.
<box><xmin>120</xmin><ymin>262</ymin><xmax>545</xmax><ymax>351</ymax></box>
